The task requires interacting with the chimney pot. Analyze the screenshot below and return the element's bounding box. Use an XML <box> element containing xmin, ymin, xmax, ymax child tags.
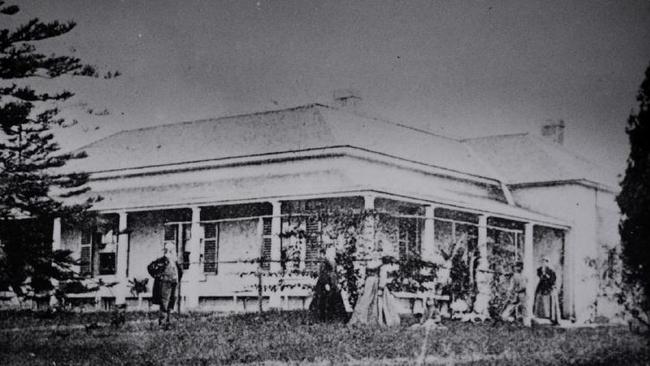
<box><xmin>332</xmin><ymin>89</ymin><xmax>362</xmax><ymax>110</ymax></box>
<box><xmin>541</xmin><ymin>119</ymin><xmax>565</xmax><ymax>145</ymax></box>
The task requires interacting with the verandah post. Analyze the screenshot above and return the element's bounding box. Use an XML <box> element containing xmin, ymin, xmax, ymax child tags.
<box><xmin>270</xmin><ymin>201</ymin><xmax>282</xmax><ymax>272</ymax></box>
<box><xmin>49</xmin><ymin>217</ymin><xmax>62</xmax><ymax>307</ymax></box>
<box><xmin>473</xmin><ymin>214</ymin><xmax>490</xmax><ymax>317</ymax></box>
<box><xmin>523</xmin><ymin>222</ymin><xmax>535</xmax><ymax>326</ymax></box>
<box><xmin>258</xmin><ymin>270</ymin><xmax>264</xmax><ymax>314</ymax></box>
<box><xmin>362</xmin><ymin>195</ymin><xmax>376</xmax><ymax>256</ymax></box>
<box><xmin>115</xmin><ymin>211</ymin><xmax>129</xmax><ymax>305</ymax></box>
<box><xmin>421</xmin><ymin>205</ymin><xmax>436</xmax><ymax>263</ymax></box>
<box><xmin>185</xmin><ymin>206</ymin><xmax>202</xmax><ymax>310</ymax></box>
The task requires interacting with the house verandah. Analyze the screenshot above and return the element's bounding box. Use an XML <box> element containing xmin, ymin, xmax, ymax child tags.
<box><xmin>55</xmin><ymin>191</ymin><xmax>570</xmax><ymax>324</ymax></box>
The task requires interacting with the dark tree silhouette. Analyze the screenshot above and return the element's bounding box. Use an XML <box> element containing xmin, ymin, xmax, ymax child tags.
<box><xmin>0</xmin><ymin>2</ymin><xmax>109</xmax><ymax>301</ymax></box>
<box><xmin>617</xmin><ymin>63</ymin><xmax>650</xmax><ymax>327</ymax></box>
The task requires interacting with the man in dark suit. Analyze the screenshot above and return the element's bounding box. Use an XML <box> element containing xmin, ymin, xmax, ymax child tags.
<box><xmin>148</xmin><ymin>244</ymin><xmax>183</xmax><ymax>327</ymax></box>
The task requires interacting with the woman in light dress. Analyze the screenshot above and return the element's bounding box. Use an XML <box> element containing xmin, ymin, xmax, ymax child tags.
<box><xmin>348</xmin><ymin>253</ymin><xmax>401</xmax><ymax>327</ymax></box>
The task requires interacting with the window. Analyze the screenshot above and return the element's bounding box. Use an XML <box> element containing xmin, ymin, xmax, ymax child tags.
<box><xmin>98</xmin><ymin>252</ymin><xmax>116</xmax><ymax>275</ymax></box>
<box><xmin>487</xmin><ymin>229</ymin><xmax>523</xmax><ymax>269</ymax></box>
<box><xmin>203</xmin><ymin>223</ymin><xmax>218</xmax><ymax>273</ymax></box>
<box><xmin>398</xmin><ymin>218</ymin><xmax>421</xmax><ymax>258</ymax></box>
<box><xmin>164</xmin><ymin>224</ymin><xmax>191</xmax><ymax>270</ymax></box>
<box><xmin>163</xmin><ymin>225</ymin><xmax>176</xmax><ymax>242</ymax></box>
<box><xmin>281</xmin><ymin>218</ymin><xmax>306</xmax><ymax>272</ymax></box>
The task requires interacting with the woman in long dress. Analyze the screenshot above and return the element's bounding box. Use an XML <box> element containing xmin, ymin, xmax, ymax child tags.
<box><xmin>533</xmin><ymin>257</ymin><xmax>559</xmax><ymax>324</ymax></box>
<box><xmin>348</xmin><ymin>256</ymin><xmax>401</xmax><ymax>327</ymax></box>
<box><xmin>309</xmin><ymin>247</ymin><xmax>347</xmax><ymax>322</ymax></box>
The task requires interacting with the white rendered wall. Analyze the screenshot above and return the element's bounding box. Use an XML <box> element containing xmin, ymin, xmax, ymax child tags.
<box><xmin>511</xmin><ymin>184</ymin><xmax>618</xmax><ymax>322</ymax></box>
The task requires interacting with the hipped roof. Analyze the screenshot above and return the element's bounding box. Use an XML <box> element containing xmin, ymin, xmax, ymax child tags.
<box><xmin>66</xmin><ymin>103</ymin><xmax>615</xmax><ymax>190</ymax></box>
<box><xmin>65</xmin><ymin>104</ymin><xmax>495</xmax><ymax>180</ymax></box>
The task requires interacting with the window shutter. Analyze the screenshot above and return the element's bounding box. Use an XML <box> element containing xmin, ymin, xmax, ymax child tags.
<box><xmin>80</xmin><ymin>229</ymin><xmax>93</xmax><ymax>276</ymax></box>
<box><xmin>203</xmin><ymin>223</ymin><xmax>218</xmax><ymax>274</ymax></box>
<box><xmin>260</xmin><ymin>218</ymin><xmax>272</xmax><ymax>270</ymax></box>
<box><xmin>181</xmin><ymin>224</ymin><xmax>191</xmax><ymax>270</ymax></box>
<box><xmin>304</xmin><ymin>218</ymin><xmax>321</xmax><ymax>272</ymax></box>
<box><xmin>414</xmin><ymin>218</ymin><xmax>421</xmax><ymax>256</ymax></box>
<box><xmin>398</xmin><ymin>218</ymin><xmax>408</xmax><ymax>259</ymax></box>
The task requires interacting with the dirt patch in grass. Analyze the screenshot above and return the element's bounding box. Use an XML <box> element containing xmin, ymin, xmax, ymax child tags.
<box><xmin>1</xmin><ymin>310</ymin><xmax>648</xmax><ymax>365</ymax></box>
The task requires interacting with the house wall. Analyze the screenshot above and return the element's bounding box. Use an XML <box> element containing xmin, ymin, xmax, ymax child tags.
<box><xmin>594</xmin><ymin>190</ymin><xmax>622</xmax><ymax>319</ymax></box>
<box><xmin>128</xmin><ymin>211</ymin><xmax>170</xmax><ymax>281</ymax></box>
<box><xmin>511</xmin><ymin>184</ymin><xmax>620</xmax><ymax>322</ymax></box>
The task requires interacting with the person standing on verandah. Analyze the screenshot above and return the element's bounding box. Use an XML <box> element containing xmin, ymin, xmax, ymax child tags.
<box><xmin>148</xmin><ymin>244</ymin><xmax>183</xmax><ymax>327</ymax></box>
<box><xmin>309</xmin><ymin>246</ymin><xmax>347</xmax><ymax>322</ymax></box>
<box><xmin>348</xmin><ymin>248</ymin><xmax>401</xmax><ymax>327</ymax></box>
<box><xmin>533</xmin><ymin>257</ymin><xmax>559</xmax><ymax>324</ymax></box>
<box><xmin>500</xmin><ymin>262</ymin><xmax>527</xmax><ymax>322</ymax></box>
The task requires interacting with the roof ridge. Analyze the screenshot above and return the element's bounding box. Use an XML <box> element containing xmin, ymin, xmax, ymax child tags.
<box><xmin>318</xmin><ymin>104</ymin><xmax>462</xmax><ymax>141</ymax></box>
<box><xmin>526</xmin><ymin>134</ymin><xmax>618</xmax><ymax>188</ymax></box>
<box><xmin>527</xmin><ymin>134</ymin><xmax>604</xmax><ymax>169</ymax></box>
<box><xmin>459</xmin><ymin>132</ymin><xmax>530</xmax><ymax>142</ymax></box>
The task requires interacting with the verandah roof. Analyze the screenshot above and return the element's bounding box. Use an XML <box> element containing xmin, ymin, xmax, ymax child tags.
<box><xmin>80</xmin><ymin>173</ymin><xmax>568</xmax><ymax>229</ymax></box>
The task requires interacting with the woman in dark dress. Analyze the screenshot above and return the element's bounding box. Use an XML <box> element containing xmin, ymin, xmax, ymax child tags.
<box><xmin>309</xmin><ymin>247</ymin><xmax>347</xmax><ymax>322</ymax></box>
<box><xmin>533</xmin><ymin>257</ymin><xmax>558</xmax><ymax>324</ymax></box>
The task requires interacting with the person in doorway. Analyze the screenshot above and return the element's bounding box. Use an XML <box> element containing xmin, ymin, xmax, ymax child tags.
<box><xmin>348</xmin><ymin>250</ymin><xmax>401</xmax><ymax>327</ymax></box>
<box><xmin>533</xmin><ymin>257</ymin><xmax>558</xmax><ymax>324</ymax></box>
<box><xmin>501</xmin><ymin>262</ymin><xmax>527</xmax><ymax>322</ymax></box>
<box><xmin>147</xmin><ymin>244</ymin><xmax>183</xmax><ymax>328</ymax></box>
<box><xmin>309</xmin><ymin>246</ymin><xmax>347</xmax><ymax>322</ymax></box>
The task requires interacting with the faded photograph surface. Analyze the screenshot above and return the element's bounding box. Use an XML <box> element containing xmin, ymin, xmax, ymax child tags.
<box><xmin>1</xmin><ymin>1</ymin><xmax>649</xmax><ymax>365</ymax></box>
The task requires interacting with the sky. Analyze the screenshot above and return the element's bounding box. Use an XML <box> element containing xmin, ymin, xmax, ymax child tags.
<box><xmin>13</xmin><ymin>0</ymin><xmax>650</xmax><ymax>183</ymax></box>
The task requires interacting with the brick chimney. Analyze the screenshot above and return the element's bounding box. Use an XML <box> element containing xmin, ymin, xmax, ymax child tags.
<box><xmin>541</xmin><ymin>119</ymin><xmax>565</xmax><ymax>145</ymax></box>
<box><xmin>332</xmin><ymin>89</ymin><xmax>362</xmax><ymax>111</ymax></box>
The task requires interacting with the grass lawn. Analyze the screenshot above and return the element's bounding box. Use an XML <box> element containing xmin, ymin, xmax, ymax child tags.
<box><xmin>1</xmin><ymin>310</ymin><xmax>648</xmax><ymax>365</ymax></box>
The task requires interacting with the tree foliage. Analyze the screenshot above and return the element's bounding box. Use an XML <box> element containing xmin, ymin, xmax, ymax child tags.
<box><xmin>0</xmin><ymin>3</ymin><xmax>108</xmax><ymax>300</ymax></box>
<box><xmin>617</xmin><ymin>63</ymin><xmax>650</xmax><ymax>327</ymax></box>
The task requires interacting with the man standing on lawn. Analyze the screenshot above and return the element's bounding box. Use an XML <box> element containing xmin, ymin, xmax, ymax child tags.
<box><xmin>148</xmin><ymin>244</ymin><xmax>182</xmax><ymax>328</ymax></box>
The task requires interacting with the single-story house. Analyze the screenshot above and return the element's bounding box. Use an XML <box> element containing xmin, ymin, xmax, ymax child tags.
<box><xmin>51</xmin><ymin>94</ymin><xmax>620</xmax><ymax>324</ymax></box>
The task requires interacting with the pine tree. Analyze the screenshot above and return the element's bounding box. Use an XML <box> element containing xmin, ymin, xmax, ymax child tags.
<box><xmin>0</xmin><ymin>2</ymin><xmax>107</xmax><ymax>301</ymax></box>
<box><xmin>617</xmin><ymin>64</ymin><xmax>650</xmax><ymax>326</ymax></box>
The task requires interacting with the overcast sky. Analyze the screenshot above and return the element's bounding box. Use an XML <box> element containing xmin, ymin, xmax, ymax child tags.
<box><xmin>16</xmin><ymin>0</ymin><xmax>650</xmax><ymax>183</ymax></box>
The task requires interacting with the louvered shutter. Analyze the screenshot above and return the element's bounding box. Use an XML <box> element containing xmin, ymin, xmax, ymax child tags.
<box><xmin>80</xmin><ymin>230</ymin><xmax>93</xmax><ymax>276</ymax></box>
<box><xmin>398</xmin><ymin>218</ymin><xmax>408</xmax><ymax>259</ymax></box>
<box><xmin>260</xmin><ymin>218</ymin><xmax>272</xmax><ymax>270</ymax></box>
<box><xmin>304</xmin><ymin>218</ymin><xmax>321</xmax><ymax>272</ymax></box>
<box><xmin>203</xmin><ymin>223</ymin><xmax>218</xmax><ymax>274</ymax></box>
<box><xmin>181</xmin><ymin>224</ymin><xmax>191</xmax><ymax>270</ymax></box>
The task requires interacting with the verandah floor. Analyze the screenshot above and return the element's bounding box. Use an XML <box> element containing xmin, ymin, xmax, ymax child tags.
<box><xmin>0</xmin><ymin>310</ymin><xmax>647</xmax><ymax>365</ymax></box>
